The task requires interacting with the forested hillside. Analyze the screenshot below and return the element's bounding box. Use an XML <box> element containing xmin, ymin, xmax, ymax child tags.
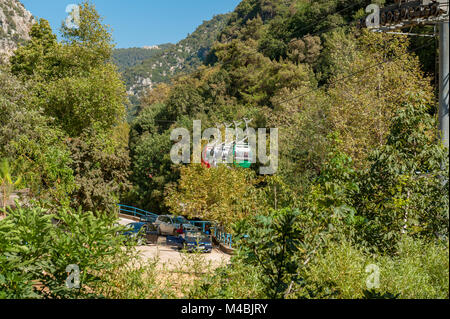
<box><xmin>117</xmin><ymin>13</ymin><xmax>231</xmax><ymax>116</ymax></box>
<box><xmin>129</xmin><ymin>0</ymin><xmax>443</xmax><ymax>213</ymax></box>
<box><xmin>127</xmin><ymin>0</ymin><xmax>448</xmax><ymax>297</ymax></box>
<box><xmin>112</xmin><ymin>44</ymin><xmax>173</xmax><ymax>72</ymax></box>
<box><xmin>1</xmin><ymin>0</ymin><xmax>448</xmax><ymax>299</ymax></box>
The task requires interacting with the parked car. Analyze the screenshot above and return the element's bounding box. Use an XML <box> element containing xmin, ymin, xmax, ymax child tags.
<box><xmin>122</xmin><ymin>222</ymin><xmax>159</xmax><ymax>245</ymax></box>
<box><xmin>166</xmin><ymin>230</ymin><xmax>212</xmax><ymax>253</ymax></box>
<box><xmin>145</xmin><ymin>222</ymin><xmax>159</xmax><ymax>244</ymax></box>
<box><xmin>183</xmin><ymin>230</ymin><xmax>213</xmax><ymax>253</ymax></box>
<box><xmin>155</xmin><ymin>215</ymin><xmax>199</xmax><ymax>235</ymax></box>
<box><xmin>123</xmin><ymin>222</ymin><xmax>147</xmax><ymax>245</ymax></box>
<box><xmin>180</xmin><ymin>230</ymin><xmax>213</xmax><ymax>253</ymax></box>
<box><xmin>140</xmin><ymin>215</ymin><xmax>157</xmax><ymax>224</ymax></box>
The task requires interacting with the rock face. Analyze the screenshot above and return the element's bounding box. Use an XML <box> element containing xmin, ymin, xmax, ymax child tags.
<box><xmin>143</xmin><ymin>45</ymin><xmax>159</xmax><ymax>50</ymax></box>
<box><xmin>0</xmin><ymin>0</ymin><xmax>33</xmax><ymax>61</ymax></box>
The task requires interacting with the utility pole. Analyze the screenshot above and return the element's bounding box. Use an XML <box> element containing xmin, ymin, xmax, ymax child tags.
<box><xmin>439</xmin><ymin>20</ymin><xmax>449</xmax><ymax>149</ymax></box>
<box><xmin>362</xmin><ymin>0</ymin><xmax>449</xmax><ymax>149</ymax></box>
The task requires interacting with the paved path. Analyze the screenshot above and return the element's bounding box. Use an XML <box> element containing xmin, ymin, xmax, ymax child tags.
<box><xmin>118</xmin><ymin>216</ymin><xmax>138</xmax><ymax>225</ymax></box>
<box><xmin>137</xmin><ymin>239</ymin><xmax>230</xmax><ymax>270</ymax></box>
<box><xmin>118</xmin><ymin>216</ymin><xmax>231</xmax><ymax>270</ymax></box>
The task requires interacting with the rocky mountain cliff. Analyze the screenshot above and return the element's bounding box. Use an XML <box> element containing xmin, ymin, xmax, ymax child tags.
<box><xmin>0</xmin><ymin>0</ymin><xmax>33</xmax><ymax>62</ymax></box>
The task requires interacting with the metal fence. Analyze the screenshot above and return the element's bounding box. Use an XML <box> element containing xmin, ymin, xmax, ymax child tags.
<box><xmin>214</xmin><ymin>228</ymin><xmax>233</xmax><ymax>249</ymax></box>
<box><xmin>118</xmin><ymin>204</ymin><xmax>159</xmax><ymax>220</ymax></box>
<box><xmin>117</xmin><ymin>204</ymin><xmax>234</xmax><ymax>249</ymax></box>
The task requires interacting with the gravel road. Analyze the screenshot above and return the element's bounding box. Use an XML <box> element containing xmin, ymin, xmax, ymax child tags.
<box><xmin>119</xmin><ymin>217</ymin><xmax>231</xmax><ymax>270</ymax></box>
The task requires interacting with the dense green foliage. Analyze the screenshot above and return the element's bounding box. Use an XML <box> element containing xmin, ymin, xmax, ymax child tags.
<box><xmin>166</xmin><ymin>165</ymin><xmax>269</xmax><ymax>229</ymax></box>
<box><xmin>112</xmin><ymin>45</ymin><xmax>173</xmax><ymax>72</ymax></box>
<box><xmin>0</xmin><ymin>66</ymin><xmax>75</xmax><ymax>205</ymax></box>
<box><xmin>129</xmin><ymin>0</ymin><xmax>438</xmax><ymax>214</ymax></box>
<box><xmin>357</xmin><ymin>103</ymin><xmax>449</xmax><ymax>252</ymax></box>
<box><xmin>11</xmin><ymin>13</ymin><xmax>127</xmax><ymax>137</ymax></box>
<box><xmin>0</xmin><ymin>205</ymin><xmax>138</xmax><ymax>298</ymax></box>
<box><xmin>2</xmin><ymin>2</ymin><xmax>130</xmax><ymax>212</ymax></box>
<box><xmin>126</xmin><ymin>0</ymin><xmax>448</xmax><ymax>299</ymax></box>
<box><xmin>1</xmin><ymin>0</ymin><xmax>448</xmax><ymax>299</ymax></box>
<box><xmin>117</xmin><ymin>13</ymin><xmax>232</xmax><ymax>118</ymax></box>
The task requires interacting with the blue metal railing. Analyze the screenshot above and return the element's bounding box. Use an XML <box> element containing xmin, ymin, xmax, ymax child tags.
<box><xmin>118</xmin><ymin>204</ymin><xmax>159</xmax><ymax>220</ymax></box>
<box><xmin>188</xmin><ymin>221</ymin><xmax>210</xmax><ymax>234</ymax></box>
<box><xmin>189</xmin><ymin>222</ymin><xmax>233</xmax><ymax>248</ymax></box>
<box><xmin>117</xmin><ymin>204</ymin><xmax>234</xmax><ymax>249</ymax></box>
<box><xmin>214</xmin><ymin>227</ymin><xmax>233</xmax><ymax>248</ymax></box>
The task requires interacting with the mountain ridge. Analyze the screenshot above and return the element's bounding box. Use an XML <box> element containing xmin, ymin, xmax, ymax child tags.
<box><xmin>113</xmin><ymin>13</ymin><xmax>232</xmax><ymax>116</ymax></box>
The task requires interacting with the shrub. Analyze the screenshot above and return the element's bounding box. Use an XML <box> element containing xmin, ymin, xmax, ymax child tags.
<box><xmin>380</xmin><ymin>237</ymin><xmax>449</xmax><ymax>299</ymax></box>
<box><xmin>0</xmin><ymin>204</ymin><xmax>137</xmax><ymax>298</ymax></box>
<box><xmin>297</xmin><ymin>237</ymin><xmax>449</xmax><ymax>299</ymax></box>
<box><xmin>233</xmin><ymin>208</ymin><xmax>302</xmax><ymax>299</ymax></box>
<box><xmin>186</xmin><ymin>257</ymin><xmax>264</xmax><ymax>299</ymax></box>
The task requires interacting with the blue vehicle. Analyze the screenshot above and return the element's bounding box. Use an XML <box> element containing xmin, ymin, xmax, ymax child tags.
<box><xmin>167</xmin><ymin>230</ymin><xmax>213</xmax><ymax>253</ymax></box>
<box><xmin>123</xmin><ymin>222</ymin><xmax>151</xmax><ymax>245</ymax></box>
<box><xmin>183</xmin><ymin>230</ymin><xmax>213</xmax><ymax>253</ymax></box>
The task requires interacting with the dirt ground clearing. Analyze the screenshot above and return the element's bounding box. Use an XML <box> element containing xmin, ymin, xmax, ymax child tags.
<box><xmin>119</xmin><ymin>217</ymin><xmax>231</xmax><ymax>270</ymax></box>
<box><xmin>137</xmin><ymin>237</ymin><xmax>231</xmax><ymax>270</ymax></box>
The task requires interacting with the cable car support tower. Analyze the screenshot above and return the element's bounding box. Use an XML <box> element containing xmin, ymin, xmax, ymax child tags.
<box><xmin>362</xmin><ymin>0</ymin><xmax>449</xmax><ymax>149</ymax></box>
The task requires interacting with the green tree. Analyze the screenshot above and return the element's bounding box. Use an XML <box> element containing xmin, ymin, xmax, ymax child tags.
<box><xmin>358</xmin><ymin>103</ymin><xmax>449</xmax><ymax>251</ymax></box>
<box><xmin>8</xmin><ymin>3</ymin><xmax>130</xmax><ymax>211</ymax></box>
<box><xmin>302</xmin><ymin>135</ymin><xmax>360</xmax><ymax>235</ymax></box>
<box><xmin>0</xmin><ymin>204</ymin><xmax>137</xmax><ymax>298</ymax></box>
<box><xmin>0</xmin><ymin>159</ymin><xmax>21</xmax><ymax>212</ymax></box>
<box><xmin>67</xmin><ymin>130</ymin><xmax>131</xmax><ymax>213</ymax></box>
<box><xmin>129</xmin><ymin>130</ymin><xmax>175</xmax><ymax>213</ymax></box>
<box><xmin>165</xmin><ymin>81</ymin><xmax>206</xmax><ymax>122</ymax></box>
<box><xmin>10</xmin><ymin>19</ymin><xmax>58</xmax><ymax>78</ymax></box>
<box><xmin>0</xmin><ymin>68</ymin><xmax>75</xmax><ymax>206</ymax></box>
<box><xmin>61</xmin><ymin>1</ymin><xmax>114</xmax><ymax>64</ymax></box>
<box><xmin>325</xmin><ymin>30</ymin><xmax>434</xmax><ymax>165</ymax></box>
<box><xmin>165</xmin><ymin>165</ymin><xmax>267</xmax><ymax>230</ymax></box>
<box><xmin>10</xmin><ymin>2</ymin><xmax>127</xmax><ymax>137</ymax></box>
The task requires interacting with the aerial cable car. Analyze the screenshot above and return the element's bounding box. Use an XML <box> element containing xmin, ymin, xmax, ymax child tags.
<box><xmin>219</xmin><ymin>123</ymin><xmax>234</xmax><ymax>164</ymax></box>
<box><xmin>201</xmin><ymin>123</ymin><xmax>222</xmax><ymax>168</ymax></box>
<box><xmin>201</xmin><ymin>146</ymin><xmax>212</xmax><ymax>168</ymax></box>
<box><xmin>201</xmin><ymin>119</ymin><xmax>254</xmax><ymax>169</ymax></box>
<box><xmin>209</xmin><ymin>122</ymin><xmax>235</xmax><ymax>166</ymax></box>
<box><xmin>211</xmin><ymin>123</ymin><xmax>229</xmax><ymax>167</ymax></box>
<box><xmin>233</xmin><ymin>118</ymin><xmax>253</xmax><ymax>169</ymax></box>
<box><xmin>221</xmin><ymin>143</ymin><xmax>234</xmax><ymax>164</ymax></box>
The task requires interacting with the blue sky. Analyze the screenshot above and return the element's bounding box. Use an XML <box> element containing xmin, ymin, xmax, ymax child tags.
<box><xmin>20</xmin><ymin>0</ymin><xmax>241</xmax><ymax>48</ymax></box>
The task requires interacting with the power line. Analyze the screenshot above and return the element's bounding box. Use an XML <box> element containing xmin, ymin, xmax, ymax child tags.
<box><xmin>150</xmin><ymin>4</ymin><xmax>439</xmax><ymax>123</ymax></box>
<box><xmin>152</xmin><ymin>38</ymin><xmax>435</xmax><ymax>124</ymax></box>
<box><xmin>374</xmin><ymin>31</ymin><xmax>436</xmax><ymax>36</ymax></box>
<box><xmin>293</xmin><ymin>0</ymin><xmax>369</xmax><ymax>36</ymax></box>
